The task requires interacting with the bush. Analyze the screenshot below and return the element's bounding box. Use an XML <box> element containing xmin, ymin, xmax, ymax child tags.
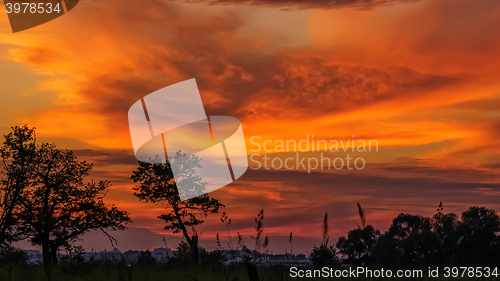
<box><xmin>59</xmin><ymin>246</ymin><xmax>87</xmax><ymax>274</ymax></box>
<box><xmin>0</xmin><ymin>245</ymin><xmax>28</xmax><ymax>266</ymax></box>
<box><xmin>310</xmin><ymin>242</ymin><xmax>338</xmax><ymax>267</ymax></box>
<box><xmin>199</xmin><ymin>248</ymin><xmax>227</xmax><ymax>265</ymax></box>
<box><xmin>137</xmin><ymin>250</ymin><xmax>156</xmax><ymax>266</ymax></box>
<box><xmin>170</xmin><ymin>241</ymin><xmax>226</xmax><ymax>266</ymax></box>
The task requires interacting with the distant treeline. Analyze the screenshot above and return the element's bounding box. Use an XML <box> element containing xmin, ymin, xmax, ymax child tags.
<box><xmin>312</xmin><ymin>202</ymin><xmax>500</xmax><ymax>267</ymax></box>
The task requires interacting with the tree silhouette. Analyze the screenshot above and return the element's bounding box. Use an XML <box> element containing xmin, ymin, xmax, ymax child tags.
<box><xmin>0</xmin><ymin>126</ymin><xmax>131</xmax><ymax>269</ymax></box>
<box><xmin>336</xmin><ymin>225</ymin><xmax>379</xmax><ymax>265</ymax></box>
<box><xmin>131</xmin><ymin>151</ymin><xmax>224</xmax><ymax>263</ymax></box>
<box><xmin>431</xmin><ymin>202</ymin><xmax>458</xmax><ymax>265</ymax></box>
<box><xmin>369</xmin><ymin>204</ymin><xmax>500</xmax><ymax>267</ymax></box>
<box><xmin>456</xmin><ymin>206</ymin><xmax>500</xmax><ymax>265</ymax></box>
<box><xmin>0</xmin><ymin>126</ymin><xmax>37</xmax><ymax>245</ymax></box>
<box><xmin>372</xmin><ymin>213</ymin><xmax>434</xmax><ymax>266</ymax></box>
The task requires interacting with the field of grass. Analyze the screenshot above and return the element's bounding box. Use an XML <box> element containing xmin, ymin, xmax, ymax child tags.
<box><xmin>0</xmin><ymin>265</ymin><xmax>492</xmax><ymax>281</ymax></box>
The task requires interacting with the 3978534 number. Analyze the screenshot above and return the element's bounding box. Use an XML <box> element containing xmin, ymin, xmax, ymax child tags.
<box><xmin>443</xmin><ymin>267</ymin><xmax>498</xmax><ymax>278</ymax></box>
<box><xmin>5</xmin><ymin>2</ymin><xmax>61</xmax><ymax>14</ymax></box>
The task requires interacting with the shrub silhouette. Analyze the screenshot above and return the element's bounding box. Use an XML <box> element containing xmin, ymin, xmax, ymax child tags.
<box><xmin>0</xmin><ymin>245</ymin><xmax>27</xmax><ymax>266</ymax></box>
<box><xmin>137</xmin><ymin>250</ymin><xmax>156</xmax><ymax>266</ymax></box>
<box><xmin>310</xmin><ymin>243</ymin><xmax>338</xmax><ymax>267</ymax></box>
<box><xmin>171</xmin><ymin>241</ymin><xmax>226</xmax><ymax>266</ymax></box>
<box><xmin>59</xmin><ymin>246</ymin><xmax>87</xmax><ymax>274</ymax></box>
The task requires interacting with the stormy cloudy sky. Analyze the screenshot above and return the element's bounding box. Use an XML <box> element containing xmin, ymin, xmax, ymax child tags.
<box><xmin>1</xmin><ymin>0</ymin><xmax>500</xmax><ymax>254</ymax></box>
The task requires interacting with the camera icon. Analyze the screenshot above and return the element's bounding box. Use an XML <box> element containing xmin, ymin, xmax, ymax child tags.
<box><xmin>128</xmin><ymin>79</ymin><xmax>248</xmax><ymax>200</ymax></box>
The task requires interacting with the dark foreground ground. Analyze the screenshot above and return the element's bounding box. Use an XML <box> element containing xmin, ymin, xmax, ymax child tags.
<box><xmin>0</xmin><ymin>265</ymin><xmax>492</xmax><ymax>281</ymax></box>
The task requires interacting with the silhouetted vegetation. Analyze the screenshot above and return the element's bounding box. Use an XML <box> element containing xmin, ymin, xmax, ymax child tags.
<box><xmin>310</xmin><ymin>243</ymin><xmax>337</xmax><ymax>267</ymax></box>
<box><xmin>310</xmin><ymin>212</ymin><xmax>338</xmax><ymax>266</ymax></box>
<box><xmin>0</xmin><ymin>125</ymin><xmax>130</xmax><ymax>277</ymax></box>
<box><xmin>320</xmin><ymin>202</ymin><xmax>500</xmax><ymax>268</ymax></box>
<box><xmin>59</xmin><ymin>246</ymin><xmax>87</xmax><ymax>274</ymax></box>
<box><xmin>0</xmin><ymin>245</ymin><xmax>27</xmax><ymax>266</ymax></box>
<box><xmin>136</xmin><ymin>250</ymin><xmax>156</xmax><ymax>266</ymax></box>
<box><xmin>337</xmin><ymin>225</ymin><xmax>379</xmax><ymax>265</ymax></box>
<box><xmin>1</xmin><ymin>126</ymin><xmax>500</xmax><ymax>280</ymax></box>
<box><xmin>131</xmin><ymin>151</ymin><xmax>224</xmax><ymax>263</ymax></box>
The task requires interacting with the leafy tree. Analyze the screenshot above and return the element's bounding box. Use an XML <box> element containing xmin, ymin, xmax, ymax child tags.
<box><xmin>388</xmin><ymin>213</ymin><xmax>431</xmax><ymax>240</ymax></box>
<box><xmin>372</xmin><ymin>213</ymin><xmax>434</xmax><ymax>266</ymax></box>
<box><xmin>0</xmin><ymin>126</ymin><xmax>37</xmax><ymax>245</ymax></box>
<box><xmin>1</xmin><ymin>126</ymin><xmax>131</xmax><ymax>267</ymax></box>
<box><xmin>370</xmin><ymin>205</ymin><xmax>500</xmax><ymax>267</ymax></box>
<box><xmin>199</xmin><ymin>248</ymin><xmax>227</xmax><ymax>265</ymax></box>
<box><xmin>132</xmin><ymin>151</ymin><xmax>224</xmax><ymax>262</ymax></box>
<box><xmin>340</xmin><ymin>203</ymin><xmax>500</xmax><ymax>267</ymax></box>
<box><xmin>456</xmin><ymin>206</ymin><xmax>500</xmax><ymax>265</ymax></box>
<box><xmin>431</xmin><ymin>203</ymin><xmax>459</xmax><ymax>265</ymax></box>
<box><xmin>0</xmin><ymin>245</ymin><xmax>28</xmax><ymax>266</ymax></box>
<box><xmin>336</xmin><ymin>225</ymin><xmax>379</xmax><ymax>264</ymax></box>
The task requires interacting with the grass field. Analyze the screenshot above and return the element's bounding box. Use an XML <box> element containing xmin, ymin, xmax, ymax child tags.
<box><xmin>0</xmin><ymin>265</ymin><xmax>492</xmax><ymax>281</ymax></box>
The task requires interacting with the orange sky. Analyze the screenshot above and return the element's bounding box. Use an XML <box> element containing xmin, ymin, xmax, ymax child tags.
<box><xmin>1</xmin><ymin>0</ymin><xmax>500</xmax><ymax>254</ymax></box>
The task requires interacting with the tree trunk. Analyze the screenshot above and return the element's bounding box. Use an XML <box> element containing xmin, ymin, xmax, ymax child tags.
<box><xmin>191</xmin><ymin>232</ymin><xmax>199</xmax><ymax>264</ymax></box>
<box><xmin>172</xmin><ymin>205</ymin><xmax>191</xmax><ymax>242</ymax></box>
<box><xmin>51</xmin><ymin>246</ymin><xmax>58</xmax><ymax>265</ymax></box>
<box><xmin>173</xmin><ymin>205</ymin><xmax>198</xmax><ymax>263</ymax></box>
<box><xmin>42</xmin><ymin>242</ymin><xmax>53</xmax><ymax>281</ymax></box>
<box><xmin>42</xmin><ymin>242</ymin><xmax>51</xmax><ymax>266</ymax></box>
